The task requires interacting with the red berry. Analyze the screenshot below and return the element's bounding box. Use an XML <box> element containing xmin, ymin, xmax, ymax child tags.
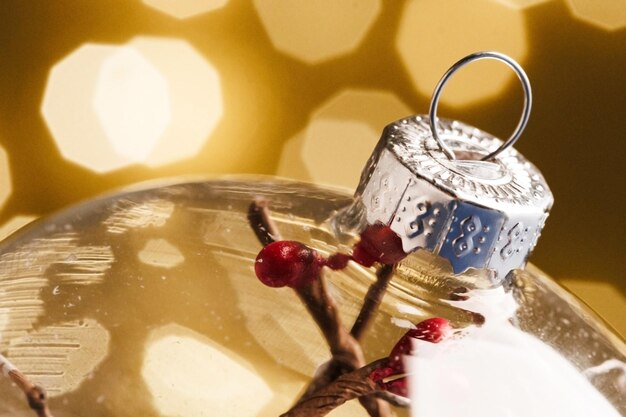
<box><xmin>384</xmin><ymin>378</ymin><xmax>408</xmax><ymax>397</ymax></box>
<box><xmin>326</xmin><ymin>253</ymin><xmax>351</xmax><ymax>270</ymax></box>
<box><xmin>388</xmin><ymin>317</ymin><xmax>451</xmax><ymax>372</ymax></box>
<box><xmin>387</xmin><ymin>335</ymin><xmax>412</xmax><ymax>372</ymax></box>
<box><xmin>368</xmin><ymin>364</ymin><xmax>407</xmax><ymax>397</ymax></box>
<box><xmin>351</xmin><ymin>245</ymin><xmax>377</xmax><ymax>267</ymax></box>
<box><xmin>352</xmin><ymin>224</ymin><xmax>407</xmax><ymax>267</ymax></box>
<box><xmin>368</xmin><ymin>365</ymin><xmax>395</xmax><ymax>384</ymax></box>
<box><xmin>408</xmin><ymin>317</ymin><xmax>452</xmax><ymax>343</ymax></box>
<box><xmin>255</xmin><ymin>241</ymin><xmax>323</xmax><ymax>288</ymax></box>
<box><xmin>369</xmin><ymin>317</ymin><xmax>451</xmax><ymax>398</ymax></box>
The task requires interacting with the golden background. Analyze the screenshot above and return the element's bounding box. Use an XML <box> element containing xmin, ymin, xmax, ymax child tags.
<box><xmin>0</xmin><ymin>0</ymin><xmax>624</xmax><ymax>336</ymax></box>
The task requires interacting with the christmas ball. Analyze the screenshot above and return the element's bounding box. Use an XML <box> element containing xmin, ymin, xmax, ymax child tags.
<box><xmin>0</xmin><ymin>178</ymin><xmax>623</xmax><ymax>416</ymax></box>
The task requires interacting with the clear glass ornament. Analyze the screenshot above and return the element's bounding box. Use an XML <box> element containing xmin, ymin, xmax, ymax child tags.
<box><xmin>0</xmin><ymin>177</ymin><xmax>623</xmax><ymax>416</ymax></box>
<box><xmin>0</xmin><ymin>52</ymin><xmax>624</xmax><ymax>417</ymax></box>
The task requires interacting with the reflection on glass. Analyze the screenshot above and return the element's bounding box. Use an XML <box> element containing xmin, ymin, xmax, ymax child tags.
<box><xmin>0</xmin><ymin>178</ymin><xmax>622</xmax><ymax>416</ymax></box>
<box><xmin>142</xmin><ymin>323</ymin><xmax>273</xmax><ymax>416</ymax></box>
<box><xmin>6</xmin><ymin>320</ymin><xmax>109</xmax><ymax>397</ymax></box>
<box><xmin>0</xmin><ymin>146</ymin><xmax>10</xmax><ymax>209</ymax></box>
<box><xmin>0</xmin><ymin>215</ymin><xmax>36</xmax><ymax>241</ymax></box>
<box><xmin>561</xmin><ymin>279</ymin><xmax>626</xmax><ymax>337</ymax></box>
<box><xmin>138</xmin><ymin>238</ymin><xmax>185</xmax><ymax>269</ymax></box>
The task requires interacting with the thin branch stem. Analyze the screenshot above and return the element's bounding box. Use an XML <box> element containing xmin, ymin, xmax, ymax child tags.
<box><xmin>280</xmin><ymin>359</ymin><xmax>408</xmax><ymax>417</ymax></box>
<box><xmin>351</xmin><ymin>264</ymin><xmax>395</xmax><ymax>340</ymax></box>
<box><xmin>247</xmin><ymin>198</ymin><xmax>282</xmax><ymax>244</ymax></box>
<box><xmin>295</xmin><ymin>281</ymin><xmax>390</xmax><ymax>417</ymax></box>
<box><xmin>1</xmin><ymin>353</ymin><xmax>53</xmax><ymax>417</ymax></box>
<box><xmin>295</xmin><ymin>279</ymin><xmax>360</xmax><ymax>360</ymax></box>
<box><xmin>299</xmin><ymin>262</ymin><xmax>397</xmax><ymax>405</ymax></box>
<box><xmin>247</xmin><ymin>201</ymin><xmax>391</xmax><ymax>417</ymax></box>
<box><xmin>374</xmin><ymin>390</ymin><xmax>411</xmax><ymax>408</ymax></box>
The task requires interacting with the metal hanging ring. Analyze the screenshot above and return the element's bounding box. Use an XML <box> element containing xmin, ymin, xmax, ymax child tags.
<box><xmin>428</xmin><ymin>51</ymin><xmax>532</xmax><ymax>161</ymax></box>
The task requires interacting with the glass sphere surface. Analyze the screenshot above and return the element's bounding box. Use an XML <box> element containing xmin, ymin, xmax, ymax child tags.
<box><xmin>0</xmin><ymin>177</ymin><xmax>623</xmax><ymax>416</ymax></box>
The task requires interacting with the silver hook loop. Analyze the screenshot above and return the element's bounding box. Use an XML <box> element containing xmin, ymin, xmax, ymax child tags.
<box><xmin>428</xmin><ymin>51</ymin><xmax>532</xmax><ymax>161</ymax></box>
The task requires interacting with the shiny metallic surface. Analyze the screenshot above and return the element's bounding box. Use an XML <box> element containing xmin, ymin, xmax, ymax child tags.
<box><xmin>357</xmin><ymin>115</ymin><xmax>553</xmax><ymax>281</ymax></box>
<box><xmin>429</xmin><ymin>51</ymin><xmax>532</xmax><ymax>161</ymax></box>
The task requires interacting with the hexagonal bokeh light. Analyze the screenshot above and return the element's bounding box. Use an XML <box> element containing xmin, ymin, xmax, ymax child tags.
<box><xmin>253</xmin><ymin>0</ymin><xmax>381</xmax><ymax>64</ymax></box>
<box><xmin>42</xmin><ymin>37</ymin><xmax>223</xmax><ymax>173</ymax></box>
<box><xmin>0</xmin><ymin>145</ymin><xmax>11</xmax><ymax>209</ymax></box>
<box><xmin>94</xmin><ymin>47</ymin><xmax>171</xmax><ymax>164</ymax></box>
<box><xmin>565</xmin><ymin>0</ymin><xmax>626</xmax><ymax>31</ymax></box>
<box><xmin>494</xmin><ymin>0</ymin><xmax>552</xmax><ymax>9</ymax></box>
<box><xmin>397</xmin><ymin>0</ymin><xmax>528</xmax><ymax>107</ymax></box>
<box><xmin>143</xmin><ymin>0</ymin><xmax>228</xmax><ymax>19</ymax></box>
<box><xmin>277</xmin><ymin>89</ymin><xmax>411</xmax><ymax>189</ymax></box>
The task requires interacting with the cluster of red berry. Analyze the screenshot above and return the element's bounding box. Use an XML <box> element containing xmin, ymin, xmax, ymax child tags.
<box><xmin>254</xmin><ymin>224</ymin><xmax>408</xmax><ymax>288</ymax></box>
<box><xmin>253</xmin><ymin>222</ymin><xmax>452</xmax><ymax>402</ymax></box>
<box><xmin>368</xmin><ymin>317</ymin><xmax>451</xmax><ymax>397</ymax></box>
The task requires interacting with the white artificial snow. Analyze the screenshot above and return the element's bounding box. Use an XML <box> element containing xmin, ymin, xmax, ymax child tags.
<box><xmin>408</xmin><ymin>288</ymin><xmax>621</xmax><ymax>417</ymax></box>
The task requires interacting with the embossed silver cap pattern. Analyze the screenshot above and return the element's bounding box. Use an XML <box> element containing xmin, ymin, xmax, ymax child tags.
<box><xmin>356</xmin><ymin>115</ymin><xmax>553</xmax><ymax>280</ymax></box>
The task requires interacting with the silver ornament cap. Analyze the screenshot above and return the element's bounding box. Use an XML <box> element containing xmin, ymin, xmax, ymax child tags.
<box><xmin>355</xmin><ymin>52</ymin><xmax>553</xmax><ymax>280</ymax></box>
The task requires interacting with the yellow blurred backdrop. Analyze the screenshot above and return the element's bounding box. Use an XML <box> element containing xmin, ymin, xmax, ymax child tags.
<box><xmin>0</xmin><ymin>0</ymin><xmax>624</xmax><ymax>336</ymax></box>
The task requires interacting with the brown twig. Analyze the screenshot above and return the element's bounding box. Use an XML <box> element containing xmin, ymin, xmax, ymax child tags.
<box><xmin>248</xmin><ymin>199</ymin><xmax>281</xmax><ymax>244</ymax></box>
<box><xmin>247</xmin><ymin>201</ymin><xmax>391</xmax><ymax>417</ymax></box>
<box><xmin>351</xmin><ymin>264</ymin><xmax>395</xmax><ymax>340</ymax></box>
<box><xmin>1</xmin><ymin>354</ymin><xmax>53</xmax><ymax>417</ymax></box>
<box><xmin>281</xmin><ymin>359</ymin><xmax>408</xmax><ymax>417</ymax></box>
<box><xmin>298</xmin><ymin>263</ymin><xmax>396</xmax><ymax>405</ymax></box>
<box><xmin>293</xmin><ymin>281</ymin><xmax>389</xmax><ymax>416</ymax></box>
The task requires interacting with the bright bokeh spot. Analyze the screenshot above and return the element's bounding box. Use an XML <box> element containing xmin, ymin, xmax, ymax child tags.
<box><xmin>143</xmin><ymin>0</ymin><xmax>228</xmax><ymax>19</ymax></box>
<box><xmin>129</xmin><ymin>37</ymin><xmax>222</xmax><ymax>167</ymax></box>
<box><xmin>138</xmin><ymin>238</ymin><xmax>184</xmax><ymax>269</ymax></box>
<box><xmin>565</xmin><ymin>0</ymin><xmax>626</xmax><ymax>31</ymax></box>
<box><xmin>253</xmin><ymin>0</ymin><xmax>381</xmax><ymax>64</ymax></box>
<box><xmin>0</xmin><ymin>146</ymin><xmax>11</xmax><ymax>208</ymax></box>
<box><xmin>42</xmin><ymin>44</ymin><xmax>154</xmax><ymax>173</ymax></box>
<box><xmin>142</xmin><ymin>324</ymin><xmax>273</xmax><ymax>417</ymax></box>
<box><xmin>493</xmin><ymin>0</ymin><xmax>553</xmax><ymax>9</ymax></box>
<box><xmin>94</xmin><ymin>47</ymin><xmax>171</xmax><ymax>163</ymax></box>
<box><xmin>0</xmin><ymin>215</ymin><xmax>36</xmax><ymax>241</ymax></box>
<box><xmin>277</xmin><ymin>89</ymin><xmax>411</xmax><ymax>189</ymax></box>
<box><xmin>41</xmin><ymin>37</ymin><xmax>223</xmax><ymax>173</ymax></box>
<box><xmin>396</xmin><ymin>0</ymin><xmax>528</xmax><ymax>107</ymax></box>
